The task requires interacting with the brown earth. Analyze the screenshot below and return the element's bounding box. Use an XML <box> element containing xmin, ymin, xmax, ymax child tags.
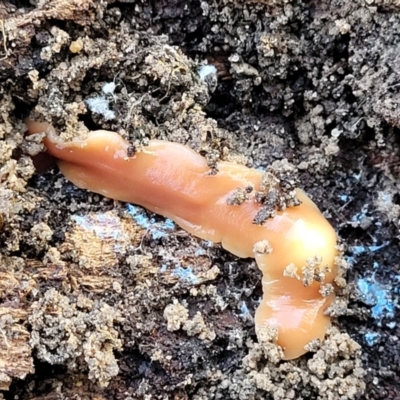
<box><xmin>0</xmin><ymin>0</ymin><xmax>399</xmax><ymax>399</ymax></box>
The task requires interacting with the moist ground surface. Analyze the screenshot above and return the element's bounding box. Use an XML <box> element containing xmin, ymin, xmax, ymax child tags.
<box><xmin>0</xmin><ymin>0</ymin><xmax>399</xmax><ymax>399</ymax></box>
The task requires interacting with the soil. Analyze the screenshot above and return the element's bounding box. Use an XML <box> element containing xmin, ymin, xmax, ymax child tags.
<box><xmin>0</xmin><ymin>0</ymin><xmax>399</xmax><ymax>399</ymax></box>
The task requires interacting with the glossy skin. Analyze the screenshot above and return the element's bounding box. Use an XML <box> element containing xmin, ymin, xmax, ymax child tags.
<box><xmin>27</xmin><ymin>120</ymin><xmax>338</xmax><ymax>359</ymax></box>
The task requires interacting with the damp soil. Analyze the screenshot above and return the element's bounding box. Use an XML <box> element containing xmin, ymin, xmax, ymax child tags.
<box><xmin>0</xmin><ymin>0</ymin><xmax>399</xmax><ymax>399</ymax></box>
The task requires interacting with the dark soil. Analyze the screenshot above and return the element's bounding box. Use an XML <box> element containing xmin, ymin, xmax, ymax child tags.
<box><xmin>0</xmin><ymin>0</ymin><xmax>399</xmax><ymax>399</ymax></box>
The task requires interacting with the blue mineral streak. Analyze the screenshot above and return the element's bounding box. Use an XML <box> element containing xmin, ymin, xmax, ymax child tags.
<box><xmin>364</xmin><ymin>331</ymin><xmax>381</xmax><ymax>347</ymax></box>
<box><xmin>172</xmin><ymin>265</ymin><xmax>199</xmax><ymax>284</ymax></box>
<box><xmin>71</xmin><ymin>213</ymin><xmax>128</xmax><ymax>253</ymax></box>
<box><xmin>347</xmin><ymin>225</ymin><xmax>395</xmax><ymax>325</ymax></box>
<box><xmin>357</xmin><ymin>275</ymin><xmax>395</xmax><ymax>322</ymax></box>
<box><xmin>240</xmin><ymin>301</ymin><xmax>251</xmax><ymax>319</ymax></box>
<box><xmin>126</xmin><ymin>204</ymin><xmax>175</xmax><ymax>239</ymax></box>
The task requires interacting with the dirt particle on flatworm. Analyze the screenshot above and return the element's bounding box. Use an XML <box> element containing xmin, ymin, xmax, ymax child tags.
<box><xmin>283</xmin><ymin>263</ymin><xmax>300</xmax><ymax>279</ymax></box>
<box><xmin>252</xmin><ymin>165</ymin><xmax>301</xmax><ymax>225</ymax></box>
<box><xmin>126</xmin><ymin>144</ymin><xmax>136</xmax><ymax>157</ymax></box>
<box><xmin>253</xmin><ymin>239</ymin><xmax>273</xmax><ymax>255</ymax></box>
<box><xmin>204</xmin><ymin>149</ymin><xmax>220</xmax><ymax>175</ymax></box>
<box><xmin>253</xmin><ymin>202</ymin><xmax>277</xmax><ymax>224</ymax></box>
<box><xmin>226</xmin><ymin>187</ymin><xmax>248</xmax><ymax>205</ymax></box>
<box><xmin>301</xmin><ymin>255</ymin><xmax>325</xmax><ymax>286</ymax></box>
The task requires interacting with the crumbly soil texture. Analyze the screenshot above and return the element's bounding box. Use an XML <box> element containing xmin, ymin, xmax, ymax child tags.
<box><xmin>0</xmin><ymin>0</ymin><xmax>399</xmax><ymax>399</ymax></box>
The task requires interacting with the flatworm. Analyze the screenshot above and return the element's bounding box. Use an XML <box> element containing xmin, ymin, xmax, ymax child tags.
<box><xmin>26</xmin><ymin>120</ymin><xmax>337</xmax><ymax>359</ymax></box>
